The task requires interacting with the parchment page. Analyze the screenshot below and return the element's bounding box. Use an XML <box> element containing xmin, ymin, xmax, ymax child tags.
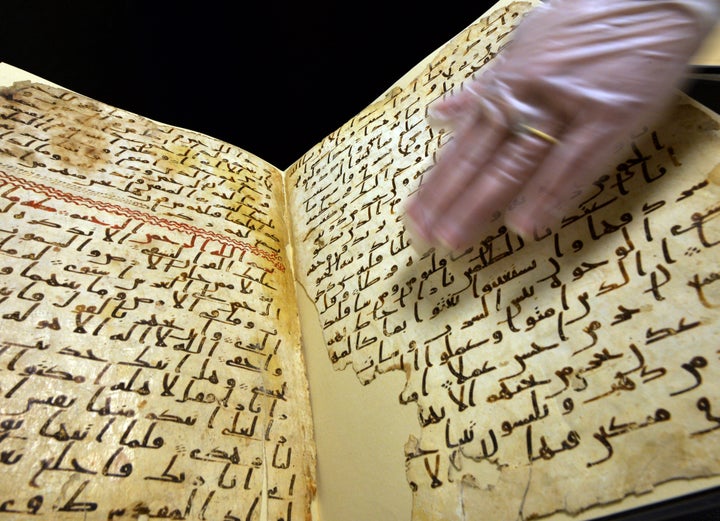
<box><xmin>0</xmin><ymin>68</ymin><xmax>316</xmax><ymax>521</ymax></box>
<box><xmin>691</xmin><ymin>20</ymin><xmax>720</xmax><ymax>64</ymax></box>
<box><xmin>285</xmin><ymin>1</ymin><xmax>720</xmax><ymax>520</ymax></box>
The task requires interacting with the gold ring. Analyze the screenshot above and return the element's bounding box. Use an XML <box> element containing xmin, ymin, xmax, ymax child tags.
<box><xmin>516</xmin><ymin>123</ymin><xmax>559</xmax><ymax>145</ymax></box>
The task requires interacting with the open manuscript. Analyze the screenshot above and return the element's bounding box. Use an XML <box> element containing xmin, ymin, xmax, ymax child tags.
<box><xmin>0</xmin><ymin>1</ymin><xmax>719</xmax><ymax>520</ymax></box>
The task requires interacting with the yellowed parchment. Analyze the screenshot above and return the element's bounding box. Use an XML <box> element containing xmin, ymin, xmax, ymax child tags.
<box><xmin>286</xmin><ymin>1</ymin><xmax>720</xmax><ymax>520</ymax></box>
<box><xmin>0</xmin><ymin>69</ymin><xmax>316</xmax><ymax>521</ymax></box>
<box><xmin>692</xmin><ymin>19</ymin><xmax>720</xmax><ymax>65</ymax></box>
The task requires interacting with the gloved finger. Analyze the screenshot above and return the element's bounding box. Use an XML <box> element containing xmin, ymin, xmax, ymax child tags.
<box><xmin>505</xmin><ymin>114</ymin><xmax>625</xmax><ymax>237</ymax></box>
<box><xmin>429</xmin><ymin>119</ymin><xmax>564</xmax><ymax>250</ymax></box>
<box><xmin>404</xmin><ymin>103</ymin><xmax>508</xmax><ymax>245</ymax></box>
<box><xmin>426</xmin><ymin>68</ymin><xmax>506</xmax><ymax>132</ymax></box>
<box><xmin>406</xmin><ymin>71</ymin><xmax>549</xmax><ymax>248</ymax></box>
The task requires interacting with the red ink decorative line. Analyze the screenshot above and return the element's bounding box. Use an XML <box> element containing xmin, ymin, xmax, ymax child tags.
<box><xmin>0</xmin><ymin>170</ymin><xmax>286</xmax><ymax>271</ymax></box>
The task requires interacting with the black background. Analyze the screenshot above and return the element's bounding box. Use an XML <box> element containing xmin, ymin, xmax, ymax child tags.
<box><xmin>2</xmin><ymin>1</ymin><xmax>716</xmax><ymax>169</ymax></box>
<box><xmin>0</xmin><ymin>0</ymin><xmax>494</xmax><ymax>169</ymax></box>
<box><xmin>0</xmin><ymin>2</ymin><xmax>718</xmax><ymax>520</ymax></box>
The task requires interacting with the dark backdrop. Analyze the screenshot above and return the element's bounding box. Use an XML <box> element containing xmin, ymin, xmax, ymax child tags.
<box><xmin>2</xmin><ymin>1</ymin><xmax>716</xmax><ymax>169</ymax></box>
<box><xmin>0</xmin><ymin>0</ymin><xmax>495</xmax><ymax>169</ymax></box>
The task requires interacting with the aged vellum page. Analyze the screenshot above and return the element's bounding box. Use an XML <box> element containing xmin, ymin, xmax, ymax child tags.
<box><xmin>287</xmin><ymin>1</ymin><xmax>720</xmax><ymax>520</ymax></box>
<box><xmin>0</xmin><ymin>73</ymin><xmax>315</xmax><ymax>520</ymax></box>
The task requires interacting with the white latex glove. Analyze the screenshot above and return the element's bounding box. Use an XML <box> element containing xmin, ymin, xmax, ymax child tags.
<box><xmin>405</xmin><ymin>0</ymin><xmax>720</xmax><ymax>251</ymax></box>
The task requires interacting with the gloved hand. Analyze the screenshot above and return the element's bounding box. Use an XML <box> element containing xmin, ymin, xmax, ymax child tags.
<box><xmin>404</xmin><ymin>0</ymin><xmax>720</xmax><ymax>251</ymax></box>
